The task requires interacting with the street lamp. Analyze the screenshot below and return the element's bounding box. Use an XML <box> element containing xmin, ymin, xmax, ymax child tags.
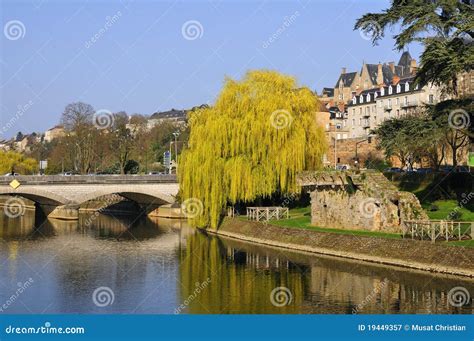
<box><xmin>173</xmin><ymin>132</ymin><xmax>179</xmax><ymax>173</ymax></box>
<box><xmin>354</xmin><ymin>134</ymin><xmax>375</xmax><ymax>169</ymax></box>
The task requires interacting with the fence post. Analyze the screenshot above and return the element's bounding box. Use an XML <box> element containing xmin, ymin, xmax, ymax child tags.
<box><xmin>431</xmin><ymin>222</ymin><xmax>435</xmax><ymax>243</ymax></box>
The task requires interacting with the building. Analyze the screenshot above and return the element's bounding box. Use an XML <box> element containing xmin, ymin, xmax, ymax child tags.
<box><xmin>44</xmin><ymin>125</ymin><xmax>65</xmax><ymax>143</ymax></box>
<box><xmin>347</xmin><ymin>77</ymin><xmax>442</xmax><ymax>138</ymax></box>
<box><xmin>331</xmin><ymin>51</ymin><xmax>417</xmax><ymax>106</ymax></box>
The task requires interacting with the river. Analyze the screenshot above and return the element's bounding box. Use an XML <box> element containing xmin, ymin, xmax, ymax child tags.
<box><xmin>0</xmin><ymin>210</ymin><xmax>473</xmax><ymax>314</ymax></box>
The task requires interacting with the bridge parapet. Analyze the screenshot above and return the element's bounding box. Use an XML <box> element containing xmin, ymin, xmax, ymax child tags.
<box><xmin>0</xmin><ymin>174</ymin><xmax>177</xmax><ymax>185</ymax></box>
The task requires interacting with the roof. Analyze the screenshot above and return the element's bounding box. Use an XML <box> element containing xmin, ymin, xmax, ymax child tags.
<box><xmin>321</xmin><ymin>87</ymin><xmax>334</xmax><ymax>97</ymax></box>
<box><xmin>150</xmin><ymin>108</ymin><xmax>186</xmax><ymax>120</ymax></box>
<box><xmin>335</xmin><ymin>72</ymin><xmax>357</xmax><ymax>88</ymax></box>
<box><xmin>398</xmin><ymin>51</ymin><xmax>412</xmax><ymax>68</ymax></box>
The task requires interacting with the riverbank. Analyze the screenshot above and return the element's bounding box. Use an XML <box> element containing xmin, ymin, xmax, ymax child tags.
<box><xmin>212</xmin><ymin>218</ymin><xmax>474</xmax><ymax>278</ymax></box>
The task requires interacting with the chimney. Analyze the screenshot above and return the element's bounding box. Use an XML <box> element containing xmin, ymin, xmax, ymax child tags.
<box><xmin>341</xmin><ymin>67</ymin><xmax>346</xmax><ymax>74</ymax></box>
<box><xmin>376</xmin><ymin>63</ymin><xmax>384</xmax><ymax>86</ymax></box>
<box><xmin>389</xmin><ymin>62</ymin><xmax>395</xmax><ymax>73</ymax></box>
<box><xmin>392</xmin><ymin>75</ymin><xmax>400</xmax><ymax>85</ymax></box>
<box><xmin>410</xmin><ymin>59</ymin><xmax>417</xmax><ymax>74</ymax></box>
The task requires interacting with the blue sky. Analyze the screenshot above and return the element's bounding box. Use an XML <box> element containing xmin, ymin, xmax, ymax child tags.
<box><xmin>0</xmin><ymin>0</ymin><xmax>422</xmax><ymax>138</ymax></box>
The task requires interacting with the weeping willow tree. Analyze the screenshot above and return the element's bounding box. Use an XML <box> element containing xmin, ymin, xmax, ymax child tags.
<box><xmin>179</xmin><ymin>70</ymin><xmax>327</xmax><ymax>229</ymax></box>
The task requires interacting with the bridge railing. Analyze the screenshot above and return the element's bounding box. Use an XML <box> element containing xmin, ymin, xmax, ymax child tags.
<box><xmin>0</xmin><ymin>174</ymin><xmax>178</xmax><ymax>185</ymax></box>
<box><xmin>402</xmin><ymin>220</ymin><xmax>474</xmax><ymax>243</ymax></box>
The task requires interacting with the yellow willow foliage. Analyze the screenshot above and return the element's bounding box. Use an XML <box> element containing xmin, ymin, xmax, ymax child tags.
<box><xmin>179</xmin><ymin>70</ymin><xmax>327</xmax><ymax>229</ymax></box>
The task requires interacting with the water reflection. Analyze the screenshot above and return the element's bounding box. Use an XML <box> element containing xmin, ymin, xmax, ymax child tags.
<box><xmin>0</xmin><ymin>211</ymin><xmax>473</xmax><ymax>314</ymax></box>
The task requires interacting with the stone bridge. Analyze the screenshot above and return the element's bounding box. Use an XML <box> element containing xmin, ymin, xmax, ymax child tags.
<box><xmin>0</xmin><ymin>175</ymin><xmax>179</xmax><ymax>219</ymax></box>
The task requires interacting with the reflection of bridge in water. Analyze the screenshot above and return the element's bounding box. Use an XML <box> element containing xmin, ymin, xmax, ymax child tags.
<box><xmin>0</xmin><ymin>175</ymin><xmax>179</xmax><ymax>220</ymax></box>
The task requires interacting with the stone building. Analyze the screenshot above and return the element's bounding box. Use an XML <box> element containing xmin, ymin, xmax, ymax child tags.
<box><xmin>347</xmin><ymin>77</ymin><xmax>443</xmax><ymax>138</ymax></box>
<box><xmin>297</xmin><ymin>170</ymin><xmax>428</xmax><ymax>233</ymax></box>
<box><xmin>44</xmin><ymin>125</ymin><xmax>65</xmax><ymax>143</ymax></box>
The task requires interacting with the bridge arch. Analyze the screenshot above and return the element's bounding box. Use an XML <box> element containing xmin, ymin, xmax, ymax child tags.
<box><xmin>0</xmin><ymin>188</ymin><xmax>69</xmax><ymax>206</ymax></box>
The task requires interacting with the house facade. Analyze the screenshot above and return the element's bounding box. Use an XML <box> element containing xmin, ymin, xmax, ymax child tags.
<box><xmin>347</xmin><ymin>78</ymin><xmax>443</xmax><ymax>138</ymax></box>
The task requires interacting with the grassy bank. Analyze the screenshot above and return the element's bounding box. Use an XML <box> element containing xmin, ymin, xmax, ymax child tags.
<box><xmin>248</xmin><ymin>206</ymin><xmax>473</xmax><ymax>248</ymax></box>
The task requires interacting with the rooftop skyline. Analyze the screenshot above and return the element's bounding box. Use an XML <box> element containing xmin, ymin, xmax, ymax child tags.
<box><xmin>0</xmin><ymin>0</ymin><xmax>423</xmax><ymax>138</ymax></box>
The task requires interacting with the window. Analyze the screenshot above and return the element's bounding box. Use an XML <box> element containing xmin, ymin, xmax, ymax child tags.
<box><xmin>378</xmin><ymin>100</ymin><xmax>382</xmax><ymax>108</ymax></box>
<box><xmin>352</xmin><ymin>97</ymin><xmax>356</xmax><ymax>105</ymax></box>
<box><xmin>429</xmin><ymin>94</ymin><xmax>434</xmax><ymax>104</ymax></box>
<box><xmin>372</xmin><ymin>105</ymin><xmax>376</xmax><ymax>113</ymax></box>
<box><xmin>359</xmin><ymin>118</ymin><xmax>362</xmax><ymax>125</ymax></box>
<box><xmin>388</xmin><ymin>86</ymin><xmax>393</xmax><ymax>95</ymax></box>
<box><xmin>388</xmin><ymin>99</ymin><xmax>392</xmax><ymax>108</ymax></box>
<box><xmin>405</xmin><ymin>83</ymin><xmax>409</xmax><ymax>91</ymax></box>
<box><xmin>395</xmin><ymin>98</ymin><xmax>399</xmax><ymax>105</ymax></box>
<box><xmin>367</xmin><ymin>93</ymin><xmax>371</xmax><ymax>101</ymax></box>
<box><xmin>336</xmin><ymin>123</ymin><xmax>342</xmax><ymax>129</ymax></box>
<box><xmin>359</xmin><ymin>108</ymin><xmax>362</xmax><ymax>115</ymax></box>
<box><xmin>342</xmin><ymin>133</ymin><xmax>348</xmax><ymax>139</ymax></box>
<box><xmin>366</xmin><ymin>106</ymin><xmax>369</xmax><ymax>115</ymax></box>
<box><xmin>337</xmin><ymin>133</ymin><xmax>341</xmax><ymax>140</ymax></box>
<box><xmin>343</xmin><ymin>120</ymin><xmax>346</xmax><ymax>127</ymax></box>
<box><xmin>381</xmin><ymin>88</ymin><xmax>385</xmax><ymax>96</ymax></box>
<box><xmin>352</xmin><ymin>109</ymin><xmax>355</xmax><ymax>115</ymax></box>
<box><xmin>404</xmin><ymin>96</ymin><xmax>408</xmax><ymax>105</ymax></box>
<box><xmin>360</xmin><ymin>95</ymin><xmax>364</xmax><ymax>103</ymax></box>
<box><xmin>414</xmin><ymin>84</ymin><xmax>419</xmax><ymax>90</ymax></box>
<box><xmin>396</xmin><ymin>109</ymin><xmax>400</xmax><ymax>117</ymax></box>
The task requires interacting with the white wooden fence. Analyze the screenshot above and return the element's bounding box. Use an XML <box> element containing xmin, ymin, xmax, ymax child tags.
<box><xmin>246</xmin><ymin>207</ymin><xmax>289</xmax><ymax>222</ymax></box>
<box><xmin>402</xmin><ymin>220</ymin><xmax>474</xmax><ymax>243</ymax></box>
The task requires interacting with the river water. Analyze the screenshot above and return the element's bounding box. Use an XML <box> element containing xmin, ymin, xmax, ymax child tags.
<box><xmin>0</xmin><ymin>211</ymin><xmax>473</xmax><ymax>314</ymax></box>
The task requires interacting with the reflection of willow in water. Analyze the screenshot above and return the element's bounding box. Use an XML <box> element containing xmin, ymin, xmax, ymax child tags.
<box><xmin>178</xmin><ymin>232</ymin><xmax>307</xmax><ymax>314</ymax></box>
<box><xmin>179</xmin><ymin>233</ymin><xmax>474</xmax><ymax>314</ymax></box>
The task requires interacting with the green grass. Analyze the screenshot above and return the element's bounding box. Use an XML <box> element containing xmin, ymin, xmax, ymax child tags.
<box><xmin>423</xmin><ymin>200</ymin><xmax>474</xmax><ymax>221</ymax></box>
<box><xmin>446</xmin><ymin>240</ymin><xmax>474</xmax><ymax>248</ymax></box>
<box><xmin>268</xmin><ymin>213</ymin><xmax>402</xmax><ymax>239</ymax></box>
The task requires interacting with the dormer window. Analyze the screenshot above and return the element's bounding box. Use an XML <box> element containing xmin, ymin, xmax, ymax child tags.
<box><xmin>352</xmin><ymin>97</ymin><xmax>356</xmax><ymax>105</ymax></box>
<box><xmin>396</xmin><ymin>84</ymin><xmax>401</xmax><ymax>93</ymax></box>
<box><xmin>374</xmin><ymin>92</ymin><xmax>378</xmax><ymax>99</ymax></box>
<box><xmin>381</xmin><ymin>88</ymin><xmax>385</xmax><ymax>96</ymax></box>
<box><xmin>388</xmin><ymin>86</ymin><xmax>393</xmax><ymax>95</ymax></box>
<box><xmin>405</xmin><ymin>83</ymin><xmax>409</xmax><ymax>91</ymax></box>
<box><xmin>367</xmin><ymin>93</ymin><xmax>371</xmax><ymax>101</ymax></box>
<box><xmin>414</xmin><ymin>84</ymin><xmax>419</xmax><ymax>90</ymax></box>
<box><xmin>360</xmin><ymin>95</ymin><xmax>364</xmax><ymax>103</ymax></box>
